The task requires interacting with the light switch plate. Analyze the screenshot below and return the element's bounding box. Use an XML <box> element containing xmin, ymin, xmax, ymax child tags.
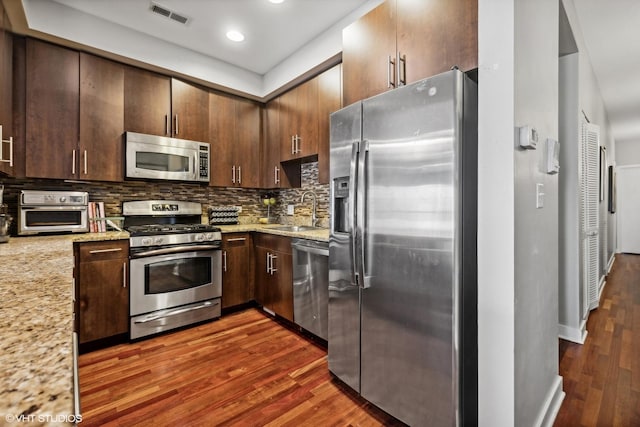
<box><xmin>287</xmin><ymin>204</ymin><xmax>294</xmax><ymax>215</ymax></box>
<box><xmin>536</xmin><ymin>183</ymin><xmax>545</xmax><ymax>209</ymax></box>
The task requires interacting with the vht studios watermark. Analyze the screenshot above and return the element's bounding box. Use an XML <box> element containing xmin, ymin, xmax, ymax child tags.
<box><xmin>4</xmin><ymin>413</ymin><xmax>83</xmax><ymax>423</ymax></box>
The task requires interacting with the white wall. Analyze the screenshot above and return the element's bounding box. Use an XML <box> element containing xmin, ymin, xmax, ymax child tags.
<box><xmin>477</xmin><ymin>0</ymin><xmax>515</xmax><ymax>423</ymax></box>
<box><xmin>615</xmin><ymin>140</ymin><xmax>640</xmax><ymax>166</ymax></box>
<box><xmin>478</xmin><ymin>0</ymin><xmax>564</xmax><ymax>425</ymax></box>
<box><xmin>513</xmin><ymin>0</ymin><xmax>564</xmax><ymax>425</ymax></box>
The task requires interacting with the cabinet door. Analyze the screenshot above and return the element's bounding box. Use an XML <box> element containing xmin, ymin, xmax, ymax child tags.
<box><xmin>254</xmin><ymin>245</ymin><xmax>271</xmax><ymax>308</ymax></box>
<box><xmin>342</xmin><ymin>0</ymin><xmax>396</xmax><ymax>105</ymax></box>
<box><xmin>317</xmin><ymin>64</ymin><xmax>342</xmax><ymax>184</ymax></box>
<box><xmin>171</xmin><ymin>78</ymin><xmax>209</xmax><ymax>142</ymax></box>
<box><xmin>262</xmin><ymin>99</ymin><xmax>280</xmax><ymax>189</ymax></box>
<box><xmin>235</xmin><ymin>98</ymin><xmax>260</xmax><ymax>188</ymax></box>
<box><xmin>294</xmin><ymin>77</ymin><xmax>319</xmax><ymax>160</ymax></box>
<box><xmin>396</xmin><ymin>0</ymin><xmax>478</xmax><ymax>83</ymax></box>
<box><xmin>222</xmin><ymin>233</ymin><xmax>253</xmax><ymax>308</ymax></box>
<box><xmin>124</xmin><ymin>66</ymin><xmax>171</xmax><ymax>136</ymax></box>
<box><xmin>79</xmin><ymin>53</ymin><xmax>124</xmax><ymax>182</ymax></box>
<box><xmin>209</xmin><ymin>92</ymin><xmax>236</xmax><ymax>187</ymax></box>
<box><xmin>272</xmin><ymin>251</ymin><xmax>293</xmax><ymax>322</ymax></box>
<box><xmin>0</xmin><ymin>6</ymin><xmax>12</xmax><ymax>176</ymax></box>
<box><xmin>76</xmin><ymin>240</ymin><xmax>129</xmax><ymax>344</ymax></box>
<box><xmin>278</xmin><ymin>87</ymin><xmax>297</xmax><ymax>162</ymax></box>
<box><xmin>25</xmin><ymin>39</ymin><xmax>79</xmax><ymax>179</ymax></box>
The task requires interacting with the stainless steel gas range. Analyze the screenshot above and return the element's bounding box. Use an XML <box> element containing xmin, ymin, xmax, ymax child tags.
<box><xmin>123</xmin><ymin>200</ymin><xmax>222</xmax><ymax>340</ymax></box>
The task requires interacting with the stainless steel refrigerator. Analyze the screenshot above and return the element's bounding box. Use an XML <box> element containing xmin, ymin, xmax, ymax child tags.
<box><xmin>328</xmin><ymin>69</ymin><xmax>477</xmax><ymax>426</ymax></box>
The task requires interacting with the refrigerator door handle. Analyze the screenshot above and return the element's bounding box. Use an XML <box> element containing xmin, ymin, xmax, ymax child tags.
<box><xmin>356</xmin><ymin>139</ymin><xmax>370</xmax><ymax>289</ymax></box>
<box><xmin>349</xmin><ymin>141</ymin><xmax>359</xmax><ymax>286</ymax></box>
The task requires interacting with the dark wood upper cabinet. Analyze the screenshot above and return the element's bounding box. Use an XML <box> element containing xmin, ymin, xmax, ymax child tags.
<box><xmin>209</xmin><ymin>92</ymin><xmax>260</xmax><ymax>188</ymax></box>
<box><xmin>316</xmin><ymin>64</ymin><xmax>342</xmax><ymax>184</ymax></box>
<box><xmin>79</xmin><ymin>53</ymin><xmax>124</xmax><ymax>182</ymax></box>
<box><xmin>25</xmin><ymin>39</ymin><xmax>79</xmax><ymax>179</ymax></box>
<box><xmin>279</xmin><ymin>77</ymin><xmax>319</xmax><ymax>162</ymax></box>
<box><xmin>171</xmin><ymin>78</ymin><xmax>209</xmax><ymax>142</ymax></box>
<box><xmin>124</xmin><ymin>71</ymin><xmax>208</xmax><ymax>141</ymax></box>
<box><xmin>124</xmin><ymin>66</ymin><xmax>171</xmax><ymax>137</ymax></box>
<box><xmin>0</xmin><ymin>5</ymin><xmax>13</xmax><ymax>176</ymax></box>
<box><xmin>343</xmin><ymin>0</ymin><xmax>478</xmax><ymax>105</ymax></box>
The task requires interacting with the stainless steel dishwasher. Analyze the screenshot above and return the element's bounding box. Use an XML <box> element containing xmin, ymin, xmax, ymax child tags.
<box><xmin>291</xmin><ymin>238</ymin><xmax>329</xmax><ymax>340</ymax></box>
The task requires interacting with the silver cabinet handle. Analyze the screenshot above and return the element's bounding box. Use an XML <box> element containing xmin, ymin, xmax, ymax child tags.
<box><xmin>270</xmin><ymin>253</ymin><xmax>277</xmax><ymax>274</ymax></box>
<box><xmin>387</xmin><ymin>55</ymin><xmax>396</xmax><ymax>88</ymax></box>
<box><xmin>238</xmin><ymin>166</ymin><xmax>242</xmax><ymax>184</ymax></box>
<box><xmin>174</xmin><ymin>114</ymin><xmax>179</xmax><ymax>135</ymax></box>
<box><xmin>89</xmin><ymin>247</ymin><xmax>123</xmax><ymax>254</ymax></box>
<box><xmin>397</xmin><ymin>52</ymin><xmax>406</xmax><ymax>86</ymax></box>
<box><xmin>232</xmin><ymin>165</ymin><xmax>236</xmax><ymax>184</ymax></box>
<box><xmin>266</xmin><ymin>252</ymin><xmax>271</xmax><ymax>274</ymax></box>
<box><xmin>83</xmin><ymin>150</ymin><xmax>88</xmax><ymax>175</ymax></box>
<box><xmin>291</xmin><ymin>135</ymin><xmax>296</xmax><ymax>154</ymax></box>
<box><xmin>122</xmin><ymin>262</ymin><xmax>127</xmax><ymax>288</ymax></box>
<box><xmin>226</xmin><ymin>237</ymin><xmax>246</xmax><ymax>242</ymax></box>
<box><xmin>165</xmin><ymin>114</ymin><xmax>169</xmax><ymax>136</ymax></box>
<box><xmin>274</xmin><ymin>166</ymin><xmax>280</xmax><ymax>185</ymax></box>
<box><xmin>0</xmin><ymin>125</ymin><xmax>14</xmax><ymax>167</ymax></box>
<box><xmin>223</xmin><ymin>250</ymin><xmax>227</xmax><ymax>272</ymax></box>
<box><xmin>72</xmin><ymin>149</ymin><xmax>76</xmax><ymax>175</ymax></box>
<box><xmin>295</xmin><ymin>135</ymin><xmax>301</xmax><ymax>154</ymax></box>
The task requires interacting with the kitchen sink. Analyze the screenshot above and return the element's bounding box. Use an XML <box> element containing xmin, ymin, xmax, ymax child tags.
<box><xmin>271</xmin><ymin>225</ymin><xmax>323</xmax><ymax>232</ymax></box>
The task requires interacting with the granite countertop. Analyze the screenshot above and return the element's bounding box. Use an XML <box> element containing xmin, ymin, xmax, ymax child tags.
<box><xmin>0</xmin><ymin>225</ymin><xmax>323</xmax><ymax>426</ymax></box>
<box><xmin>0</xmin><ymin>231</ymin><xmax>127</xmax><ymax>427</ymax></box>
<box><xmin>217</xmin><ymin>223</ymin><xmax>329</xmax><ymax>242</ymax></box>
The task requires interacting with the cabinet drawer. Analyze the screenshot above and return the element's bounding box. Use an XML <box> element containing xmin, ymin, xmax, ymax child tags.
<box><xmin>253</xmin><ymin>233</ymin><xmax>291</xmax><ymax>254</ymax></box>
<box><xmin>76</xmin><ymin>240</ymin><xmax>129</xmax><ymax>261</ymax></box>
<box><xmin>222</xmin><ymin>233</ymin><xmax>251</xmax><ymax>248</ymax></box>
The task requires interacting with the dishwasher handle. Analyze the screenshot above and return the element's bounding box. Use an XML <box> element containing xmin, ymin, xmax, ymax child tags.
<box><xmin>291</xmin><ymin>239</ymin><xmax>329</xmax><ymax>256</ymax></box>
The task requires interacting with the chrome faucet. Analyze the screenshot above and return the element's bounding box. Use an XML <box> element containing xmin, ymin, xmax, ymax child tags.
<box><xmin>300</xmin><ymin>191</ymin><xmax>317</xmax><ymax>227</ymax></box>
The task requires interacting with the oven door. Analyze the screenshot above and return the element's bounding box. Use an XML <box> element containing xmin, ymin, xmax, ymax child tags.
<box><xmin>19</xmin><ymin>206</ymin><xmax>89</xmax><ymax>235</ymax></box>
<box><xmin>129</xmin><ymin>248</ymin><xmax>222</xmax><ymax>316</ymax></box>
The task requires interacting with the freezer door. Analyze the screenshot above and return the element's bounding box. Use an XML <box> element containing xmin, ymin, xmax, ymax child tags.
<box><xmin>328</xmin><ymin>102</ymin><xmax>362</xmax><ymax>392</ymax></box>
<box><xmin>359</xmin><ymin>70</ymin><xmax>465</xmax><ymax>426</ymax></box>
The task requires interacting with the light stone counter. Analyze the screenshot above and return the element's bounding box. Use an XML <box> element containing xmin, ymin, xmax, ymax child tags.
<box><xmin>0</xmin><ymin>226</ymin><xmax>322</xmax><ymax>426</ymax></box>
<box><xmin>217</xmin><ymin>223</ymin><xmax>329</xmax><ymax>242</ymax></box>
<box><xmin>0</xmin><ymin>231</ymin><xmax>128</xmax><ymax>427</ymax></box>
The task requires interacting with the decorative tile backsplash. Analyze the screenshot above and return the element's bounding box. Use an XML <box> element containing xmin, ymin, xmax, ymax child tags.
<box><xmin>0</xmin><ymin>161</ymin><xmax>330</xmax><ymax>233</ymax></box>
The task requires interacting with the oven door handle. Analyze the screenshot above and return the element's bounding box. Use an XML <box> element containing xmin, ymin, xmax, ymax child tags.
<box><xmin>131</xmin><ymin>244</ymin><xmax>220</xmax><ymax>258</ymax></box>
<box><xmin>133</xmin><ymin>300</ymin><xmax>218</xmax><ymax>324</ymax></box>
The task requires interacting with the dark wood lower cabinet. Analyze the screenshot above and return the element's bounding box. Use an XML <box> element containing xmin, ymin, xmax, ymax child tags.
<box><xmin>221</xmin><ymin>233</ymin><xmax>254</xmax><ymax>309</ymax></box>
<box><xmin>74</xmin><ymin>240</ymin><xmax>129</xmax><ymax>346</ymax></box>
<box><xmin>254</xmin><ymin>234</ymin><xmax>293</xmax><ymax>321</ymax></box>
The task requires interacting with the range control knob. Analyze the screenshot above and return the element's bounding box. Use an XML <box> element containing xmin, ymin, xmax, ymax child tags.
<box><xmin>195</xmin><ymin>233</ymin><xmax>205</xmax><ymax>242</ymax></box>
<box><xmin>205</xmin><ymin>233</ymin><xmax>215</xmax><ymax>241</ymax></box>
<box><xmin>153</xmin><ymin>237</ymin><xmax>164</xmax><ymax>246</ymax></box>
<box><xmin>59</xmin><ymin>196</ymin><xmax>66</xmax><ymax>203</ymax></box>
<box><xmin>141</xmin><ymin>237</ymin><xmax>152</xmax><ymax>246</ymax></box>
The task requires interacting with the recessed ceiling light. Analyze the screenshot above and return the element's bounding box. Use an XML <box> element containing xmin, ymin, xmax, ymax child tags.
<box><xmin>269</xmin><ymin>0</ymin><xmax>285</xmax><ymax>4</ymax></box>
<box><xmin>226</xmin><ymin>30</ymin><xmax>245</xmax><ymax>42</ymax></box>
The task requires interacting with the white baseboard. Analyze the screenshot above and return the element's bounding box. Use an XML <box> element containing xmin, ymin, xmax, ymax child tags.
<box><xmin>607</xmin><ymin>253</ymin><xmax>615</xmax><ymax>273</ymax></box>
<box><xmin>558</xmin><ymin>322</ymin><xmax>587</xmax><ymax>344</ymax></box>
<box><xmin>534</xmin><ymin>375</ymin><xmax>565</xmax><ymax>427</ymax></box>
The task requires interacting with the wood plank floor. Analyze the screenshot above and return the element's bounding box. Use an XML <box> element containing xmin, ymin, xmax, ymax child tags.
<box><xmin>554</xmin><ymin>253</ymin><xmax>640</xmax><ymax>426</ymax></box>
<box><xmin>79</xmin><ymin>309</ymin><xmax>406</xmax><ymax>426</ymax></box>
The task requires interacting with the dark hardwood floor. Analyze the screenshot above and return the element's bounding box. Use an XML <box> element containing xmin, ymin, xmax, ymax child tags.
<box><xmin>79</xmin><ymin>309</ymin><xmax>405</xmax><ymax>426</ymax></box>
<box><xmin>554</xmin><ymin>254</ymin><xmax>640</xmax><ymax>426</ymax></box>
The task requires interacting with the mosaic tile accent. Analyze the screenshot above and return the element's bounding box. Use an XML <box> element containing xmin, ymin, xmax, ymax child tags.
<box><xmin>0</xmin><ymin>161</ymin><xmax>330</xmax><ymax>234</ymax></box>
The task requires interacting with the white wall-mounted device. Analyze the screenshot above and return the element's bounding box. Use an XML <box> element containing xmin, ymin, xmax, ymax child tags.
<box><xmin>518</xmin><ymin>125</ymin><xmax>538</xmax><ymax>149</ymax></box>
<box><xmin>546</xmin><ymin>138</ymin><xmax>560</xmax><ymax>174</ymax></box>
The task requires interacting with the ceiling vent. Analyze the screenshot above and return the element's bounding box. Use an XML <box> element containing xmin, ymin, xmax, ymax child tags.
<box><xmin>150</xmin><ymin>2</ymin><xmax>190</xmax><ymax>25</ymax></box>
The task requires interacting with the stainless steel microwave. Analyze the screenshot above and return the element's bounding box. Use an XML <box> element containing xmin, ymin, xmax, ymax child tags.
<box><xmin>125</xmin><ymin>132</ymin><xmax>210</xmax><ymax>183</ymax></box>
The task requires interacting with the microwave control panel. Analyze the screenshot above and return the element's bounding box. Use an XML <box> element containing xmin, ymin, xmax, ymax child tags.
<box><xmin>21</xmin><ymin>190</ymin><xmax>88</xmax><ymax>206</ymax></box>
<box><xmin>199</xmin><ymin>145</ymin><xmax>210</xmax><ymax>181</ymax></box>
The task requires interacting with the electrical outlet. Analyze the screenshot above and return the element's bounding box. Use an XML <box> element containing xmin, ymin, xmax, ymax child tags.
<box><xmin>287</xmin><ymin>204</ymin><xmax>295</xmax><ymax>215</ymax></box>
